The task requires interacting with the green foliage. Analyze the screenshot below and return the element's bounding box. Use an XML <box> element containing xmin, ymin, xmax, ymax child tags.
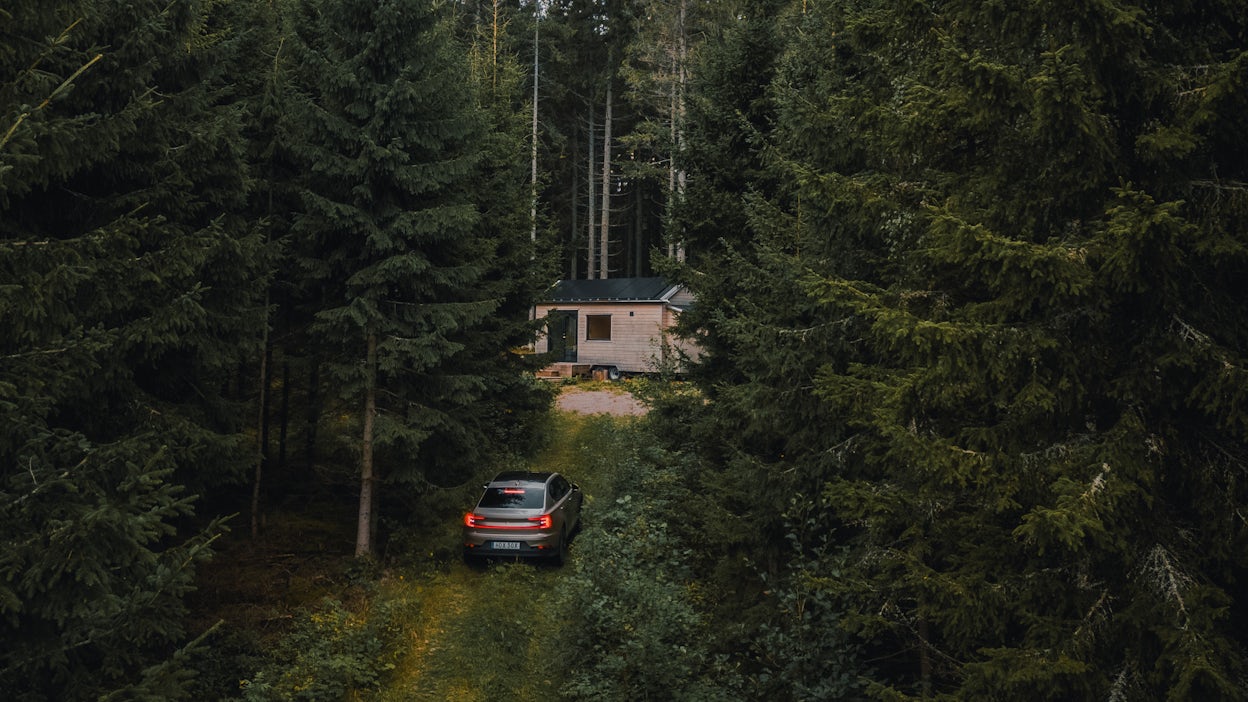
<box><xmin>432</xmin><ymin>563</ymin><xmax>557</xmax><ymax>699</ymax></box>
<box><xmin>235</xmin><ymin>597</ymin><xmax>408</xmax><ymax>701</ymax></box>
<box><xmin>751</xmin><ymin>521</ymin><xmax>865</xmax><ymax>702</ymax></box>
<box><xmin>0</xmin><ymin>439</ymin><xmax>223</xmax><ymax>701</ymax></box>
<box><xmin>550</xmin><ymin>422</ymin><xmax>740</xmax><ymax>701</ymax></box>
<box><xmin>2</xmin><ymin>0</ymin><xmax>266</xmax><ymax>698</ymax></box>
<box><xmin>280</xmin><ymin>0</ymin><xmax>549</xmax><ymax>501</ymax></box>
<box><xmin>676</xmin><ymin>0</ymin><xmax>1248</xmax><ymax>699</ymax></box>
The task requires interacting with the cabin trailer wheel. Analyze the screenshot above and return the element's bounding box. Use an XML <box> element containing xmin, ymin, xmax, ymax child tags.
<box><xmin>606</xmin><ymin>366</ymin><xmax>621</xmax><ymax>381</ymax></box>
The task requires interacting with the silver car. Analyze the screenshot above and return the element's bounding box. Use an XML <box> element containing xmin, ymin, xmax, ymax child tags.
<box><xmin>462</xmin><ymin>471</ymin><xmax>583</xmax><ymax>564</ymax></box>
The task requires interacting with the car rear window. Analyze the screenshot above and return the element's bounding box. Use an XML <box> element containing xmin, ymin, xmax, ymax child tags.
<box><xmin>478</xmin><ymin>486</ymin><xmax>545</xmax><ymax>509</ymax></box>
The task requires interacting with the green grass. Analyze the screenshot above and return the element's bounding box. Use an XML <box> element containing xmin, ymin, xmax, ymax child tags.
<box><xmin>372</xmin><ymin>410</ymin><xmax>640</xmax><ymax>701</ymax></box>
<box><xmin>192</xmin><ymin>401</ymin><xmax>648</xmax><ymax>701</ymax></box>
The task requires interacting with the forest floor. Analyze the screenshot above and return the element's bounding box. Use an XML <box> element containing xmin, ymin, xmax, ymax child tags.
<box><xmin>376</xmin><ymin>389</ymin><xmax>643</xmax><ymax>699</ymax></box>
<box><xmin>192</xmin><ymin>384</ymin><xmax>648</xmax><ymax>699</ymax></box>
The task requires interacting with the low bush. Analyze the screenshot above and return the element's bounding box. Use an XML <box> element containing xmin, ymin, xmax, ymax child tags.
<box><xmin>231</xmin><ymin>596</ymin><xmax>411</xmax><ymax>701</ymax></box>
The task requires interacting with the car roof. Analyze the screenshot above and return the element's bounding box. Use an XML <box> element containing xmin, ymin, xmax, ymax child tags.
<box><xmin>489</xmin><ymin>471</ymin><xmax>555</xmax><ymax>486</ymax></box>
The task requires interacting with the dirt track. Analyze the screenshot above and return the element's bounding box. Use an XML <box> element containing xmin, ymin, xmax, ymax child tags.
<box><xmin>554</xmin><ymin>387</ymin><xmax>647</xmax><ymax>416</ymax></box>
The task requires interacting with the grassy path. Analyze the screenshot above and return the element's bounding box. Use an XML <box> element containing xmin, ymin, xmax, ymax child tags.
<box><xmin>377</xmin><ymin>411</ymin><xmax>619</xmax><ymax>700</ymax></box>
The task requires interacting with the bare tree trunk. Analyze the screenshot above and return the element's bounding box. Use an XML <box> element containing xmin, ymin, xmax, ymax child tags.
<box><xmin>250</xmin><ymin>295</ymin><xmax>270</xmax><ymax>541</ymax></box>
<box><xmin>586</xmin><ymin>105</ymin><xmax>596</xmax><ymax>279</ymax></box>
<box><xmin>304</xmin><ymin>358</ymin><xmax>319</xmax><ymax>473</ymax></box>
<box><xmin>530</xmin><ymin>2</ymin><xmax>539</xmax><ymax>249</ymax></box>
<box><xmin>355</xmin><ymin>331</ymin><xmax>378</xmax><ymax>558</ymax></box>
<box><xmin>919</xmin><ymin>616</ymin><xmax>933</xmax><ymax>697</ymax></box>
<box><xmin>570</xmin><ymin>127</ymin><xmax>579</xmax><ymax>280</ymax></box>
<box><xmin>634</xmin><ymin>186</ymin><xmax>643</xmax><ymax>275</ymax></box>
<box><xmin>598</xmin><ymin>82</ymin><xmax>612</xmax><ymax>280</ymax></box>
<box><xmin>675</xmin><ymin>0</ymin><xmax>688</xmax><ymax>262</ymax></box>
<box><xmin>668</xmin><ymin>76</ymin><xmax>677</xmax><ymax>261</ymax></box>
<box><xmin>491</xmin><ymin>0</ymin><xmax>500</xmax><ymax>92</ymax></box>
<box><xmin>277</xmin><ymin>356</ymin><xmax>290</xmax><ymax>474</ymax></box>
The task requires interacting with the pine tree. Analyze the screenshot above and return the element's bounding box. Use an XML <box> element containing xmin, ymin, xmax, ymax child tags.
<box><xmin>2</xmin><ymin>0</ymin><xmax>267</xmax><ymax>698</ymax></box>
<box><xmin>282</xmin><ymin>0</ymin><xmax>501</xmax><ymax>556</ymax></box>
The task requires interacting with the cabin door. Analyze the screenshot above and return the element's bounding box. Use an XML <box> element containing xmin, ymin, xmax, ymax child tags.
<box><xmin>547</xmin><ymin>311</ymin><xmax>578</xmax><ymax>362</ymax></box>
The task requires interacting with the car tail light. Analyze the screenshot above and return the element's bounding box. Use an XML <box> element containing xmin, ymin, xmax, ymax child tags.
<box><xmin>464</xmin><ymin>513</ymin><xmax>551</xmax><ymax>529</ymax></box>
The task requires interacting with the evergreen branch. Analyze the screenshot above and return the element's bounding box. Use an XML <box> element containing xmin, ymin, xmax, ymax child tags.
<box><xmin>892</xmin><ymin>604</ymin><xmax>963</xmax><ymax>670</ymax></box>
<box><xmin>8</xmin><ymin>17</ymin><xmax>82</xmax><ymax>93</ymax></box>
<box><xmin>1171</xmin><ymin>315</ymin><xmax>1211</xmax><ymax>347</ymax></box>
<box><xmin>1141</xmin><ymin>545</ymin><xmax>1192</xmax><ymax>629</ymax></box>
<box><xmin>1</xmin><ymin>52</ymin><xmax>103</xmax><ymax>152</ymax></box>
<box><xmin>1191</xmin><ymin>179</ymin><xmax>1248</xmax><ymax>192</ymax></box>
<box><xmin>2</xmin><ymin>346</ymin><xmax>70</xmax><ymax>360</ymax></box>
<box><xmin>1108</xmin><ymin>662</ymin><xmax>1138</xmax><ymax>702</ymax></box>
<box><xmin>1071</xmin><ymin>587</ymin><xmax>1109</xmax><ymax>645</ymax></box>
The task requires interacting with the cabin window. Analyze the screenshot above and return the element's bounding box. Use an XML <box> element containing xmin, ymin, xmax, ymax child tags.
<box><xmin>586</xmin><ymin>314</ymin><xmax>612</xmax><ymax>341</ymax></box>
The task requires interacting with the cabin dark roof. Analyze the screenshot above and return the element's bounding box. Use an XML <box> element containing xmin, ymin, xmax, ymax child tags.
<box><xmin>543</xmin><ymin>277</ymin><xmax>677</xmax><ymax>303</ymax></box>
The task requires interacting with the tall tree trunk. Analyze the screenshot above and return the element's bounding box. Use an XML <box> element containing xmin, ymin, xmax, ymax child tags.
<box><xmin>919</xmin><ymin>616</ymin><xmax>933</xmax><ymax>697</ymax></box>
<box><xmin>259</xmin><ymin>337</ymin><xmax>273</xmax><ymax>462</ymax></box>
<box><xmin>530</xmin><ymin>2</ymin><xmax>539</xmax><ymax>248</ymax></box>
<box><xmin>355</xmin><ymin>331</ymin><xmax>378</xmax><ymax>557</ymax></box>
<box><xmin>250</xmin><ymin>297</ymin><xmax>270</xmax><ymax>541</ymax></box>
<box><xmin>570</xmin><ymin>128</ymin><xmax>579</xmax><ymax>280</ymax></box>
<box><xmin>668</xmin><ymin>75</ymin><xmax>678</xmax><ymax>261</ymax></box>
<box><xmin>633</xmin><ymin>186</ymin><xmax>643</xmax><ymax>275</ymax></box>
<box><xmin>304</xmin><ymin>358</ymin><xmax>320</xmax><ymax>473</ymax></box>
<box><xmin>277</xmin><ymin>356</ymin><xmax>290</xmax><ymax>474</ymax></box>
<box><xmin>598</xmin><ymin>82</ymin><xmax>612</xmax><ymax>280</ymax></box>
<box><xmin>674</xmin><ymin>0</ymin><xmax>688</xmax><ymax>262</ymax></box>
<box><xmin>491</xmin><ymin>0</ymin><xmax>500</xmax><ymax>92</ymax></box>
<box><xmin>586</xmin><ymin>105</ymin><xmax>596</xmax><ymax>279</ymax></box>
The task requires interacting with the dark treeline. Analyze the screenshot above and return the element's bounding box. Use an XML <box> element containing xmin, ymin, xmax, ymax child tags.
<box><xmin>657</xmin><ymin>0</ymin><xmax>1248</xmax><ymax>700</ymax></box>
<box><xmin>4</xmin><ymin>0</ymin><xmax>1248</xmax><ymax>700</ymax></box>
<box><xmin>2</xmin><ymin>0</ymin><xmax>549</xmax><ymax>698</ymax></box>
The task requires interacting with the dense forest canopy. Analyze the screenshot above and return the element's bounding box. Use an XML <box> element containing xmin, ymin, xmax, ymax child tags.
<box><xmin>3</xmin><ymin>0</ymin><xmax>1247</xmax><ymax>700</ymax></box>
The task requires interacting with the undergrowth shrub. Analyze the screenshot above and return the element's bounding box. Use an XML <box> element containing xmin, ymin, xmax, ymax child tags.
<box><xmin>550</xmin><ymin>423</ymin><xmax>741</xmax><ymax>701</ymax></box>
<box><xmin>752</xmin><ymin>515</ymin><xmax>867</xmax><ymax>701</ymax></box>
<box><xmin>231</xmin><ymin>597</ymin><xmax>410</xmax><ymax>701</ymax></box>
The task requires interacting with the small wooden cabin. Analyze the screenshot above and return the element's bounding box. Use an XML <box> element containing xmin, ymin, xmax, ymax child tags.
<box><xmin>533</xmin><ymin>277</ymin><xmax>698</xmax><ymax>379</ymax></box>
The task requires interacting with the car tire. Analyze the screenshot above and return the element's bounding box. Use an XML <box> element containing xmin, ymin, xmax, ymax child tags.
<box><xmin>552</xmin><ymin>529</ymin><xmax>568</xmax><ymax>566</ymax></box>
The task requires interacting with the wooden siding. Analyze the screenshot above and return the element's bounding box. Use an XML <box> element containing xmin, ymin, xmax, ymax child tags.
<box><xmin>662</xmin><ymin>305</ymin><xmax>701</xmax><ymax>366</ymax></box>
<box><xmin>668</xmin><ymin>287</ymin><xmax>695</xmax><ymax>307</ymax></box>
<box><xmin>535</xmin><ymin>301</ymin><xmax>685</xmax><ymax>373</ymax></box>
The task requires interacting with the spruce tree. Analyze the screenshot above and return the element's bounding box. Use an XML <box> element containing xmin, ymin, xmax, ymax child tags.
<box><xmin>687</xmin><ymin>0</ymin><xmax>1248</xmax><ymax>698</ymax></box>
<box><xmin>445</xmin><ymin>0</ymin><xmax>557</xmax><ymax>479</ymax></box>
<box><xmin>282</xmin><ymin>0</ymin><xmax>500</xmax><ymax>556</ymax></box>
<box><xmin>2</xmin><ymin>0</ymin><xmax>267</xmax><ymax>698</ymax></box>
<box><xmin>664</xmin><ymin>3</ymin><xmax>876</xmax><ymax>696</ymax></box>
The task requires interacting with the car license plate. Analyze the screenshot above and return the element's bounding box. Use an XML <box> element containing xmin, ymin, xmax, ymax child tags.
<box><xmin>493</xmin><ymin>541</ymin><xmax>520</xmax><ymax>550</ymax></box>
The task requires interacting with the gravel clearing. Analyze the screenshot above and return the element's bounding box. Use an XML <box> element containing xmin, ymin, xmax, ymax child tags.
<box><xmin>555</xmin><ymin>387</ymin><xmax>648</xmax><ymax>416</ymax></box>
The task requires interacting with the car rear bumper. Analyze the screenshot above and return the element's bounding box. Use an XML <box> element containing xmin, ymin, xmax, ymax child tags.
<box><xmin>463</xmin><ymin>530</ymin><xmax>561</xmax><ymax>559</ymax></box>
